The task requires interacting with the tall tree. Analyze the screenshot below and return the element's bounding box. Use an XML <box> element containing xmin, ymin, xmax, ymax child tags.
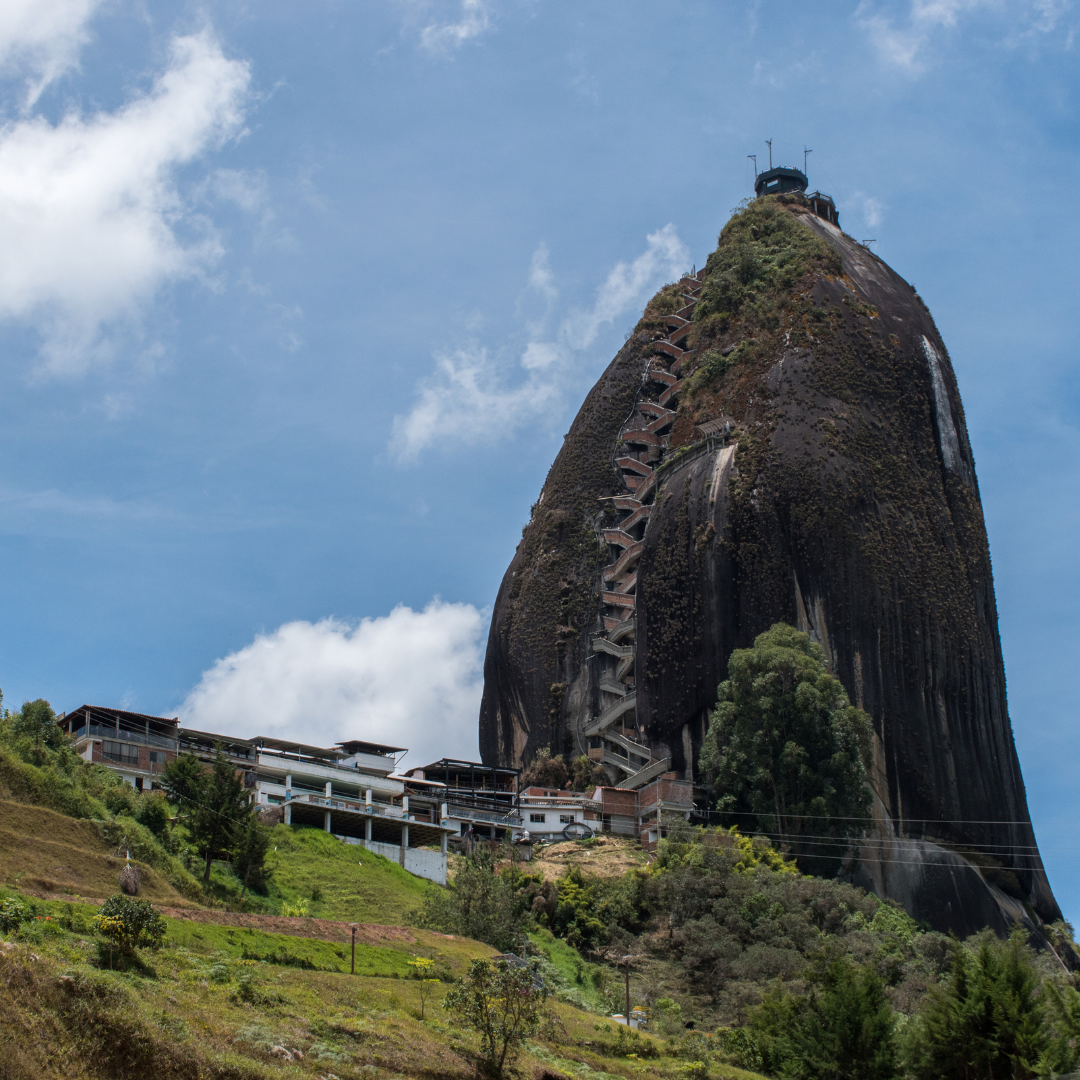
<box><xmin>232</xmin><ymin>810</ymin><xmax>272</xmax><ymax>898</ymax></box>
<box><xmin>700</xmin><ymin>623</ymin><xmax>872</xmax><ymax>873</ymax></box>
<box><xmin>904</xmin><ymin>931</ymin><xmax>1044</xmax><ymax>1080</ymax></box>
<box><xmin>162</xmin><ymin>750</ymin><xmax>250</xmax><ymax>884</ymax></box>
<box><xmin>12</xmin><ymin>699</ymin><xmax>63</xmax><ymax>753</ymax></box>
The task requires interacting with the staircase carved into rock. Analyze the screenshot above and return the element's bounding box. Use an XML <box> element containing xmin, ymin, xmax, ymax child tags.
<box><xmin>583</xmin><ymin>270</ymin><xmax>707</xmax><ymax>788</ymax></box>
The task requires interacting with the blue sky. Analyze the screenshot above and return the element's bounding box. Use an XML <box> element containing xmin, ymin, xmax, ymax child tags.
<box><xmin>0</xmin><ymin>0</ymin><xmax>1078</xmax><ymax>917</ymax></box>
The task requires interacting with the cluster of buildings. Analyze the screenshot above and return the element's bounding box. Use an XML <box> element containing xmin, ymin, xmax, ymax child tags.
<box><xmin>56</xmin><ymin>704</ymin><xmax>694</xmax><ymax>886</ymax></box>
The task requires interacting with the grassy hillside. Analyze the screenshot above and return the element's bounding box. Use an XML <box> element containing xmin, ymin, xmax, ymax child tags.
<box><xmin>0</xmin><ymin>888</ymin><xmax>768</xmax><ymax>1080</ymax></box>
<box><xmin>0</xmin><ymin>799</ymin><xmax>194</xmax><ymax>906</ymax></box>
<box><xmin>235</xmin><ymin>825</ymin><xmax>436</xmax><ymax>923</ymax></box>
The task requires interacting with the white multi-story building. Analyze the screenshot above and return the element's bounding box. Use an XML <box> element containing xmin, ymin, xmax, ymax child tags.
<box><xmin>58</xmin><ymin>707</ymin><xmax>455</xmax><ymax>885</ymax></box>
<box><xmin>517</xmin><ymin>786</ymin><xmax>603</xmax><ymax>842</ymax></box>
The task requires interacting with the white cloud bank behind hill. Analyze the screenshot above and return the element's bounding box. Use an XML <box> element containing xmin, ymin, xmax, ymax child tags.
<box><xmin>178</xmin><ymin>600</ymin><xmax>485</xmax><ymax>770</ymax></box>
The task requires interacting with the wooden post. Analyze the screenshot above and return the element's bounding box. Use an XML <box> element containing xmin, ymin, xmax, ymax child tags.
<box><xmin>349</xmin><ymin>923</ymin><xmax>358</xmax><ymax>975</ymax></box>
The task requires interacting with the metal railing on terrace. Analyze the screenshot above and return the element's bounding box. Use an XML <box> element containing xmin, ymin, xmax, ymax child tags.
<box><xmin>289</xmin><ymin>792</ymin><xmax>423</xmax><ymax>821</ymax></box>
<box><xmin>78</xmin><ymin>724</ymin><xmax>177</xmax><ymax>751</ymax></box>
<box><xmin>448</xmin><ymin>803</ymin><xmax>523</xmax><ymax>826</ymax></box>
<box><xmin>518</xmin><ymin>796</ymin><xmax>602</xmax><ymax>811</ymax></box>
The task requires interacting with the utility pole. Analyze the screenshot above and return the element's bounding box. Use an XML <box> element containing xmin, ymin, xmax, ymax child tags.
<box><xmin>349</xmin><ymin>923</ymin><xmax>358</xmax><ymax>974</ymax></box>
<box><xmin>766</xmin><ymin>138</ymin><xmax>773</xmax><ymax>170</ymax></box>
<box><xmin>622</xmin><ymin>955</ymin><xmax>631</xmax><ymax>1021</ymax></box>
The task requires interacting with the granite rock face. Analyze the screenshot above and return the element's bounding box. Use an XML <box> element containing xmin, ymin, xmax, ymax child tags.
<box><xmin>478</xmin><ymin>194</ymin><xmax>1060</xmax><ymax>935</ymax></box>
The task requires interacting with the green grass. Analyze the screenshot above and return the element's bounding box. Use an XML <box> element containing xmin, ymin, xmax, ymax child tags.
<box><xmin>163</xmin><ymin>918</ymin><xmax>416</xmax><ymax>975</ymax></box>
<box><xmin>529</xmin><ymin>927</ymin><xmax>610</xmax><ymax>1013</ymax></box>
<box><xmin>250</xmin><ymin>824</ymin><xmax>436</xmax><ymax>922</ymax></box>
<box><xmin>0</xmin><ymin>883</ymin><xmax>771</xmax><ymax>1080</ymax></box>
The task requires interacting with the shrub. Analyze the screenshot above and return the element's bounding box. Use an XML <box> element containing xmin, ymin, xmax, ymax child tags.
<box><xmin>413</xmin><ymin>847</ymin><xmax>528</xmax><ymax>952</ymax></box>
<box><xmin>0</xmin><ymin>897</ymin><xmax>29</xmax><ymax>936</ymax></box>
<box><xmin>93</xmin><ymin>895</ymin><xmax>166</xmax><ymax>955</ymax></box>
<box><xmin>135</xmin><ymin>791</ymin><xmax>170</xmax><ymax>837</ymax></box>
<box><xmin>443</xmin><ymin>958</ymin><xmax>549</xmax><ymax>1077</ymax></box>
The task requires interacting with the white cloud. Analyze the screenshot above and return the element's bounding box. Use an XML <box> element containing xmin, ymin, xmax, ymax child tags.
<box><xmin>179</xmin><ymin>600</ymin><xmax>485</xmax><ymax>769</ymax></box>
<box><xmin>391</xmin><ymin>343</ymin><xmax>563</xmax><ymax>459</ymax></box>
<box><xmin>392</xmin><ymin>225</ymin><xmax>689</xmax><ymax>460</ymax></box>
<box><xmin>849</xmin><ymin>192</ymin><xmax>885</xmax><ymax>230</ymax></box>
<box><xmin>0</xmin><ymin>30</ymin><xmax>250</xmax><ymax>372</ymax></box>
<box><xmin>856</xmin><ymin>0</ymin><xmax>1070</xmax><ymax>67</ymax></box>
<box><xmin>562</xmin><ymin>224</ymin><xmax>689</xmax><ymax>351</ymax></box>
<box><xmin>419</xmin><ymin>0</ymin><xmax>491</xmax><ymax>52</ymax></box>
<box><xmin>0</xmin><ymin>0</ymin><xmax>103</xmax><ymax>104</ymax></box>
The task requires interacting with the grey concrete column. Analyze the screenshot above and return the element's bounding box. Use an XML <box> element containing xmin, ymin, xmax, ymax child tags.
<box><xmin>400</xmin><ymin>823</ymin><xmax>409</xmax><ymax>865</ymax></box>
<box><xmin>402</xmin><ymin>796</ymin><xmax>409</xmax><ymax>817</ymax></box>
<box><xmin>285</xmin><ymin>772</ymin><xmax>292</xmax><ymax>798</ymax></box>
<box><xmin>284</xmin><ymin>803</ymin><xmax>291</xmax><ymax>826</ymax></box>
<box><xmin>325</xmin><ymin>781</ymin><xmax>332</xmax><ymax>798</ymax></box>
<box><xmin>365</xmin><ymin>816</ymin><xmax>372</xmax><ymax>842</ymax></box>
<box><xmin>324</xmin><ymin>809</ymin><xmax>331</xmax><ymax>833</ymax></box>
<box><xmin>440</xmin><ymin>833</ymin><xmax>447</xmax><ymax>855</ymax></box>
<box><xmin>440</xmin><ymin>802</ymin><xmax>448</xmax><ymax>824</ymax></box>
<box><xmin>365</xmin><ymin>788</ymin><xmax>372</xmax><ymax>810</ymax></box>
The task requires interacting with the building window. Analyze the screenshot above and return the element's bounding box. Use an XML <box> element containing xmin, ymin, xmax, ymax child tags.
<box><xmin>101</xmin><ymin>740</ymin><xmax>139</xmax><ymax>765</ymax></box>
<box><xmin>149</xmin><ymin>750</ymin><xmax>168</xmax><ymax>764</ymax></box>
<box><xmin>559</xmin><ymin>814</ymin><xmax>573</xmax><ymax>824</ymax></box>
<box><xmin>530</xmin><ymin>813</ymin><xmax>546</xmax><ymax>824</ymax></box>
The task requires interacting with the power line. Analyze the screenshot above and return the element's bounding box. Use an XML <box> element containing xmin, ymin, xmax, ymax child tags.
<box><xmin>691</xmin><ymin>806</ymin><xmax>1067</xmax><ymax>828</ymax></box>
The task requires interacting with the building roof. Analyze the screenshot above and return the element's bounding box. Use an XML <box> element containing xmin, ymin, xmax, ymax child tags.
<box><xmin>250</xmin><ymin>735</ymin><xmax>346</xmax><ymax>759</ymax></box>
<box><xmin>178</xmin><ymin>727</ymin><xmax>255</xmax><ymax>748</ymax></box>
<box><xmin>65</xmin><ymin>704</ymin><xmax>178</xmax><ymax>728</ymax></box>
<box><xmin>420</xmin><ymin>758</ymin><xmax>520</xmax><ymax>775</ymax></box>
<box><xmin>337</xmin><ymin>739</ymin><xmax>407</xmax><ymax>757</ymax></box>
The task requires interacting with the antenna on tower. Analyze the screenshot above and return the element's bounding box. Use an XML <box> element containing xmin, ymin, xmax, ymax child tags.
<box><xmin>747</xmin><ymin>154</ymin><xmax>757</xmax><ymax>177</ymax></box>
<box><xmin>766</xmin><ymin>139</ymin><xmax>773</xmax><ymax>169</ymax></box>
<box><xmin>804</xmin><ymin>146</ymin><xmax>812</xmax><ymax>172</ymax></box>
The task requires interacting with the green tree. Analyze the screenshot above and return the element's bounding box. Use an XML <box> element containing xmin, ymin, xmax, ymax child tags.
<box><xmin>12</xmin><ymin>699</ymin><xmax>63</xmax><ymax>754</ymax></box>
<box><xmin>700</xmin><ymin>623</ymin><xmax>872</xmax><ymax>873</ymax></box>
<box><xmin>408</xmin><ymin>957</ymin><xmax>439</xmax><ymax>1020</ymax></box>
<box><xmin>414</xmin><ymin>847</ymin><xmax>527</xmax><ymax>952</ymax></box>
<box><xmin>93</xmin><ymin>894</ymin><xmax>166</xmax><ymax>955</ymax></box>
<box><xmin>162</xmin><ymin>750</ymin><xmax>250</xmax><ymax>884</ymax></box>
<box><xmin>569</xmin><ymin>754</ymin><xmax>605</xmax><ymax>792</ymax></box>
<box><xmin>520</xmin><ymin>745</ymin><xmax>569</xmax><ymax>790</ymax></box>
<box><xmin>160</xmin><ymin>752</ymin><xmax>206</xmax><ymax>804</ymax></box>
<box><xmin>903</xmin><ymin>930</ymin><xmax>1044</xmax><ymax>1080</ymax></box>
<box><xmin>1039</xmin><ymin>978</ymin><xmax>1080</xmax><ymax>1076</ymax></box>
<box><xmin>232</xmin><ymin>810</ymin><xmax>272</xmax><ymax>898</ymax></box>
<box><xmin>751</xmin><ymin>955</ymin><xmax>897</xmax><ymax>1080</ymax></box>
<box><xmin>443</xmin><ymin>958</ymin><xmax>548</xmax><ymax>1077</ymax></box>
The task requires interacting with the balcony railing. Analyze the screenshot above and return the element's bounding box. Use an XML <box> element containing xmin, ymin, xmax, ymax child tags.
<box><xmin>448</xmin><ymin>803</ymin><xmax>523</xmax><ymax>826</ymax></box>
<box><xmin>289</xmin><ymin>792</ymin><xmax>419</xmax><ymax>821</ymax></box>
<box><xmin>80</xmin><ymin>724</ymin><xmax>178</xmax><ymax>750</ymax></box>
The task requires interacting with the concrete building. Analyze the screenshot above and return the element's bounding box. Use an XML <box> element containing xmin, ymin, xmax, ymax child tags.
<box><xmin>57</xmin><ymin>706</ymin><xmax>454</xmax><ymax>885</ymax></box>
<box><xmin>405</xmin><ymin>759</ymin><xmax>521</xmax><ymax>842</ymax></box>
<box><xmin>517</xmin><ymin>786</ymin><xmax>602</xmax><ymax>842</ymax></box>
<box><xmin>592</xmin><ymin>774</ymin><xmax>694</xmax><ymax>851</ymax></box>
<box><xmin>61</xmin><ymin>705</ymin><xmax>178</xmax><ymax>792</ymax></box>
